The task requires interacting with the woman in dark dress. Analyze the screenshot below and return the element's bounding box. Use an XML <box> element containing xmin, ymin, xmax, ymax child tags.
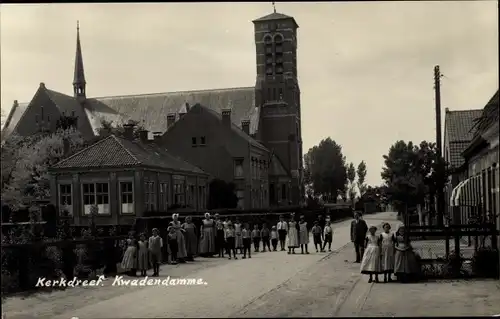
<box><xmin>182</xmin><ymin>216</ymin><xmax>198</xmax><ymax>261</ymax></box>
<box><xmin>199</xmin><ymin>212</ymin><xmax>216</xmax><ymax>257</ymax></box>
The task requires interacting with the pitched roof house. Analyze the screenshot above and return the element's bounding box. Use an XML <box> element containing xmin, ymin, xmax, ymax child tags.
<box><xmin>49</xmin><ymin>132</ymin><xmax>209</xmax><ymax>225</ymax></box>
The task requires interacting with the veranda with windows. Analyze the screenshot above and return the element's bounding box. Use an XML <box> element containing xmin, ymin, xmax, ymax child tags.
<box><xmin>49</xmin><ymin>134</ymin><xmax>209</xmax><ymax>226</ymax></box>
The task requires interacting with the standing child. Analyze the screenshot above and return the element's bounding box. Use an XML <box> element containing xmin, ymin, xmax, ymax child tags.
<box><xmin>234</xmin><ymin>219</ymin><xmax>243</xmax><ymax>255</ymax></box>
<box><xmin>270</xmin><ymin>226</ymin><xmax>279</xmax><ymax>251</ymax></box>
<box><xmin>287</xmin><ymin>214</ymin><xmax>300</xmax><ymax>254</ymax></box>
<box><xmin>252</xmin><ymin>225</ymin><xmax>261</xmax><ymax>252</ymax></box>
<box><xmin>380</xmin><ymin>223</ymin><xmax>395</xmax><ymax>282</ymax></box>
<box><xmin>298</xmin><ymin>215</ymin><xmax>309</xmax><ymax>254</ymax></box>
<box><xmin>242</xmin><ymin>223</ymin><xmax>252</xmax><ymax>259</ymax></box>
<box><xmin>137</xmin><ymin>233</ymin><xmax>149</xmax><ymax>277</ymax></box>
<box><xmin>121</xmin><ymin>232</ymin><xmax>138</xmax><ymax>276</ymax></box>
<box><xmin>311</xmin><ymin>221</ymin><xmax>324</xmax><ymax>253</ymax></box>
<box><xmin>261</xmin><ymin>223</ymin><xmax>271</xmax><ymax>252</ymax></box>
<box><xmin>323</xmin><ymin>221</ymin><xmax>333</xmax><ymax>252</ymax></box>
<box><xmin>148</xmin><ymin>228</ymin><xmax>163</xmax><ymax>277</ymax></box>
<box><xmin>167</xmin><ymin>226</ymin><xmax>178</xmax><ymax>265</ymax></box>
<box><xmin>360</xmin><ymin>226</ymin><xmax>381</xmax><ymax>283</ymax></box>
<box><xmin>225</xmin><ymin>222</ymin><xmax>237</xmax><ymax>260</ymax></box>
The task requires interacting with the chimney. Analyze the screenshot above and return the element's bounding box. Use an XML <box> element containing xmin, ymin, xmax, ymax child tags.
<box><xmin>123</xmin><ymin>123</ymin><xmax>135</xmax><ymax>140</ymax></box>
<box><xmin>39</xmin><ymin>82</ymin><xmax>45</xmax><ymax>88</ymax></box>
<box><xmin>138</xmin><ymin>129</ymin><xmax>149</xmax><ymax>143</ymax></box>
<box><xmin>185</xmin><ymin>102</ymin><xmax>190</xmax><ymax>112</ymax></box>
<box><xmin>241</xmin><ymin>120</ymin><xmax>250</xmax><ymax>135</ymax></box>
<box><xmin>222</xmin><ymin>109</ymin><xmax>231</xmax><ymax>127</ymax></box>
<box><xmin>153</xmin><ymin>131</ymin><xmax>162</xmax><ymax>142</ymax></box>
<box><xmin>167</xmin><ymin>113</ymin><xmax>176</xmax><ymax>129</ymax></box>
<box><xmin>62</xmin><ymin>138</ymin><xmax>71</xmax><ymax>156</ymax></box>
<box><xmin>445</xmin><ymin>107</ymin><xmax>450</xmax><ymax>113</ymax></box>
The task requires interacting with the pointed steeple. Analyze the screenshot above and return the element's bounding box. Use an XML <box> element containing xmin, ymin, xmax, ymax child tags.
<box><xmin>73</xmin><ymin>21</ymin><xmax>86</xmax><ymax>101</ymax></box>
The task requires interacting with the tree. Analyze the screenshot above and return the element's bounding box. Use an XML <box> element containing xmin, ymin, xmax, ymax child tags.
<box><xmin>207</xmin><ymin>179</ymin><xmax>238</xmax><ymax>210</ymax></box>
<box><xmin>303</xmin><ymin>138</ymin><xmax>347</xmax><ymax>202</ymax></box>
<box><xmin>381</xmin><ymin>140</ymin><xmax>449</xmax><ymax>224</ymax></box>
<box><xmin>347</xmin><ymin>162</ymin><xmax>356</xmax><ymax>206</ymax></box>
<box><xmin>357</xmin><ymin>161</ymin><xmax>367</xmax><ymax>196</ymax></box>
<box><xmin>1</xmin><ymin>128</ymin><xmax>85</xmax><ymax>209</ymax></box>
<box><xmin>97</xmin><ymin>119</ymin><xmax>145</xmax><ymax>139</ymax></box>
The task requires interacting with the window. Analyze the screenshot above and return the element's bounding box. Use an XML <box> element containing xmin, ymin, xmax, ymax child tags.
<box><xmin>189</xmin><ymin>185</ymin><xmax>195</xmax><ymax>207</ymax></box>
<box><xmin>82</xmin><ymin>182</ymin><xmax>109</xmax><ymax>215</ymax></box>
<box><xmin>159</xmin><ymin>182</ymin><xmax>169</xmax><ymax>210</ymax></box>
<box><xmin>174</xmin><ymin>178</ymin><xmax>185</xmax><ymax>206</ymax></box>
<box><xmin>200</xmin><ymin>136</ymin><xmax>206</xmax><ymax>146</ymax></box>
<box><xmin>145</xmin><ymin>181</ymin><xmax>156</xmax><ymax>211</ymax></box>
<box><xmin>198</xmin><ymin>185</ymin><xmax>206</xmax><ymax>209</ymax></box>
<box><xmin>120</xmin><ymin>181</ymin><xmax>134</xmax><ymax>214</ymax></box>
<box><xmin>266</xmin><ymin>67</ymin><xmax>273</xmax><ymax>75</ymax></box>
<box><xmin>59</xmin><ymin>184</ymin><xmax>72</xmax><ymax>215</ymax></box>
<box><xmin>192</xmin><ymin>137</ymin><xmax>197</xmax><ymax>147</ymax></box>
<box><xmin>281</xmin><ymin>184</ymin><xmax>287</xmax><ymax>201</ymax></box>
<box><xmin>236</xmin><ymin>190</ymin><xmax>245</xmax><ymax>209</ymax></box>
<box><xmin>234</xmin><ymin>159</ymin><xmax>244</xmax><ymax>179</ymax></box>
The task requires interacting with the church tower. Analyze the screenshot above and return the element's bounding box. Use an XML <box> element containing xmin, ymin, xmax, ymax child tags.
<box><xmin>253</xmin><ymin>10</ymin><xmax>303</xmax><ymax>205</ymax></box>
<box><xmin>73</xmin><ymin>21</ymin><xmax>87</xmax><ymax>103</ymax></box>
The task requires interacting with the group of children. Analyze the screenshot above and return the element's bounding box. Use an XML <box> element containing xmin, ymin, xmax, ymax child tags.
<box><xmin>360</xmin><ymin>222</ymin><xmax>420</xmax><ymax>283</ymax></box>
<box><xmin>223</xmin><ymin>222</ymin><xmax>280</xmax><ymax>259</ymax></box>
<box><xmin>120</xmin><ymin>228</ymin><xmax>164</xmax><ymax>277</ymax></box>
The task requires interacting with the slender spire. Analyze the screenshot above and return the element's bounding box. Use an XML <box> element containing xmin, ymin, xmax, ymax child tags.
<box><xmin>73</xmin><ymin>20</ymin><xmax>86</xmax><ymax>99</ymax></box>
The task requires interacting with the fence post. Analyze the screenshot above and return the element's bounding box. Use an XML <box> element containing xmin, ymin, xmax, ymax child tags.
<box><xmin>445</xmin><ymin>225</ymin><xmax>450</xmax><ymax>259</ymax></box>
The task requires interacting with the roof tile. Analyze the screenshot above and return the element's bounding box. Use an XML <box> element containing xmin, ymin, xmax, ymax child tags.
<box><xmin>52</xmin><ymin>135</ymin><xmax>206</xmax><ymax>174</ymax></box>
<box><xmin>445</xmin><ymin>109</ymin><xmax>483</xmax><ymax>142</ymax></box>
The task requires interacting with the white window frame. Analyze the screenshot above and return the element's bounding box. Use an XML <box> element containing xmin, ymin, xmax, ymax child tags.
<box><xmin>119</xmin><ymin>181</ymin><xmax>134</xmax><ymax>215</ymax></box>
<box><xmin>81</xmin><ymin>182</ymin><xmax>110</xmax><ymax>215</ymax></box>
<box><xmin>174</xmin><ymin>180</ymin><xmax>185</xmax><ymax>206</ymax></box>
<box><xmin>58</xmin><ymin>183</ymin><xmax>73</xmax><ymax>215</ymax></box>
<box><xmin>159</xmin><ymin>182</ymin><xmax>170</xmax><ymax>210</ymax></box>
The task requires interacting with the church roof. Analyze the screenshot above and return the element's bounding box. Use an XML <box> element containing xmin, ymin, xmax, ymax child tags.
<box><xmin>3</xmin><ymin>86</ymin><xmax>260</xmax><ymax>140</ymax></box>
<box><xmin>253</xmin><ymin>12</ymin><xmax>294</xmax><ymax>22</ymax></box>
<box><xmin>51</xmin><ymin>134</ymin><xmax>206</xmax><ymax>175</ymax></box>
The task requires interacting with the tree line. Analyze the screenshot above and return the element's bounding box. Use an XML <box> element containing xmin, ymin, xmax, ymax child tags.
<box><xmin>303</xmin><ymin>137</ymin><xmax>368</xmax><ymax>204</ymax></box>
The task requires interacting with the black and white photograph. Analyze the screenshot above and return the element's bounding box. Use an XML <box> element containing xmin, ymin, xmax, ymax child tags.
<box><xmin>1</xmin><ymin>1</ymin><xmax>499</xmax><ymax>318</ymax></box>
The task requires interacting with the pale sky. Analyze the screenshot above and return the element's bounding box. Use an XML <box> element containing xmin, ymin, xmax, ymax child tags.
<box><xmin>1</xmin><ymin>2</ymin><xmax>498</xmax><ymax>186</ymax></box>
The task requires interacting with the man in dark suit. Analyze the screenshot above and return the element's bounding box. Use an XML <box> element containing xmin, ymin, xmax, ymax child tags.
<box><xmin>350</xmin><ymin>212</ymin><xmax>368</xmax><ymax>263</ymax></box>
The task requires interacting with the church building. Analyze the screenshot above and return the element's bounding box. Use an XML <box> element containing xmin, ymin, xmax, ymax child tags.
<box><xmin>2</xmin><ymin>11</ymin><xmax>304</xmax><ymax>208</ymax></box>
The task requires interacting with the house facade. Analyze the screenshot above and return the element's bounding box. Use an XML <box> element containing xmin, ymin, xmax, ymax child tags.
<box><xmin>443</xmin><ymin>108</ymin><xmax>482</xmax><ymax>223</ymax></box>
<box><xmin>49</xmin><ymin>129</ymin><xmax>209</xmax><ymax>226</ymax></box>
<box><xmin>159</xmin><ymin>103</ymin><xmax>276</xmax><ymax>209</ymax></box>
<box><xmin>2</xmin><ymin>11</ymin><xmax>304</xmax><ymax>206</ymax></box>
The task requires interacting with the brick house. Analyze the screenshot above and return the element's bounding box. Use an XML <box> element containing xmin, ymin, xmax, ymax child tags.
<box><xmin>158</xmin><ymin>103</ymin><xmax>290</xmax><ymax>210</ymax></box>
<box><xmin>443</xmin><ymin>108</ymin><xmax>482</xmax><ymax>223</ymax></box>
<box><xmin>49</xmin><ymin>126</ymin><xmax>209</xmax><ymax>226</ymax></box>
<box><xmin>2</xmin><ymin>11</ymin><xmax>304</xmax><ymax>206</ymax></box>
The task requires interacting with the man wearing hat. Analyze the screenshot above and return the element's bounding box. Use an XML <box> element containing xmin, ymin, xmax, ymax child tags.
<box><xmin>351</xmin><ymin>211</ymin><xmax>368</xmax><ymax>263</ymax></box>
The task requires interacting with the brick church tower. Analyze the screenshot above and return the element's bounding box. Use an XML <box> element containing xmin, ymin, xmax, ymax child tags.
<box><xmin>253</xmin><ymin>11</ymin><xmax>303</xmax><ymax>205</ymax></box>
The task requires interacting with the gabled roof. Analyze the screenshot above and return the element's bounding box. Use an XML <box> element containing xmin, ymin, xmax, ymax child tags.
<box><xmin>253</xmin><ymin>12</ymin><xmax>294</xmax><ymax>22</ymax></box>
<box><xmin>444</xmin><ymin>109</ymin><xmax>483</xmax><ymax>142</ymax></box>
<box><xmin>180</xmin><ymin>103</ymin><xmax>267</xmax><ymax>151</ymax></box>
<box><xmin>51</xmin><ymin>134</ymin><xmax>206</xmax><ymax>175</ymax></box>
<box><xmin>3</xmin><ymin>86</ymin><xmax>260</xmax><ymax>141</ymax></box>
<box><xmin>2</xmin><ymin>101</ymin><xmax>29</xmax><ymax>139</ymax></box>
<box><xmin>444</xmin><ymin>108</ymin><xmax>482</xmax><ymax>168</ymax></box>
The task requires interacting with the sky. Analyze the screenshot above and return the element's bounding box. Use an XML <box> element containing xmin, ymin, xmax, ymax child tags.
<box><xmin>1</xmin><ymin>2</ymin><xmax>498</xmax><ymax>186</ymax></box>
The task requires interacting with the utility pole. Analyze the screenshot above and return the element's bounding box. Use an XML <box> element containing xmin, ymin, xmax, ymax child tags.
<box><xmin>434</xmin><ymin>65</ymin><xmax>444</xmax><ymax>227</ymax></box>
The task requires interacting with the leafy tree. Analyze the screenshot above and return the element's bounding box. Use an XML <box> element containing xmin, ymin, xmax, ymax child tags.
<box><xmin>1</xmin><ymin>128</ymin><xmax>85</xmax><ymax>209</ymax></box>
<box><xmin>347</xmin><ymin>162</ymin><xmax>356</xmax><ymax>206</ymax></box>
<box><xmin>381</xmin><ymin>140</ymin><xmax>449</xmax><ymax>224</ymax></box>
<box><xmin>357</xmin><ymin>161</ymin><xmax>367</xmax><ymax>196</ymax></box>
<box><xmin>97</xmin><ymin>119</ymin><xmax>146</xmax><ymax>138</ymax></box>
<box><xmin>207</xmin><ymin>179</ymin><xmax>238</xmax><ymax>209</ymax></box>
<box><xmin>303</xmin><ymin>138</ymin><xmax>347</xmax><ymax>202</ymax></box>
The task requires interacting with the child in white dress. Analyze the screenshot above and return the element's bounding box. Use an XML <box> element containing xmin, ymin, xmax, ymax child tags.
<box><xmin>379</xmin><ymin>223</ymin><xmax>395</xmax><ymax>282</ymax></box>
<box><xmin>360</xmin><ymin>226</ymin><xmax>381</xmax><ymax>283</ymax></box>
